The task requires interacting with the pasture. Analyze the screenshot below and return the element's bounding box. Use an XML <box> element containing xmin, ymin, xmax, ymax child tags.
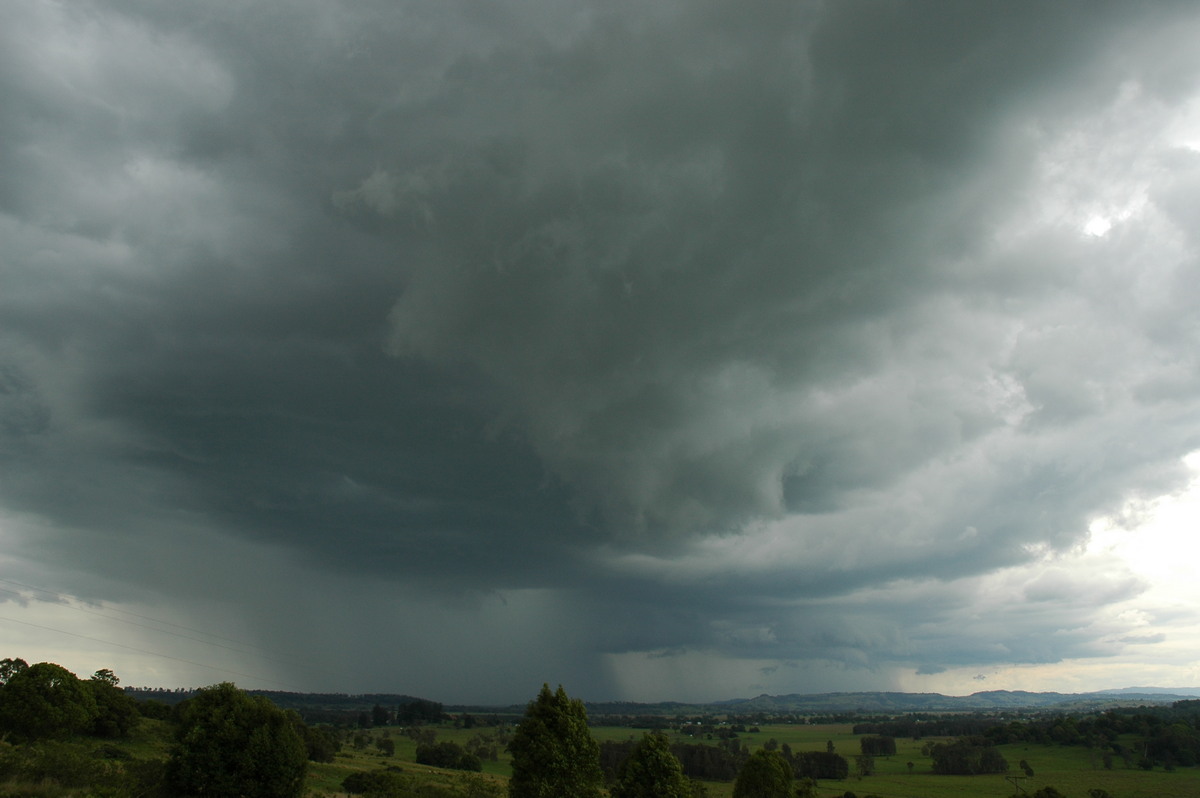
<box><xmin>307</xmin><ymin>721</ymin><xmax>1200</xmax><ymax>797</ymax></box>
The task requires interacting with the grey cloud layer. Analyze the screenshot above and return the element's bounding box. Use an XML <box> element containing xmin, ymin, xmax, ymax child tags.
<box><xmin>3</xmin><ymin>0</ymin><xmax>1200</xmax><ymax>698</ymax></box>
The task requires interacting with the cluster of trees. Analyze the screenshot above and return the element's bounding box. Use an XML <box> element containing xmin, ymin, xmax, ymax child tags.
<box><xmin>0</xmin><ymin>658</ymin><xmax>346</xmax><ymax>798</ymax></box>
<box><xmin>602</xmin><ymin>738</ymin><xmax>744</xmax><ymax>781</ymax></box>
<box><xmin>21</xmin><ymin>659</ymin><xmax>1200</xmax><ymax>798</ymax></box>
<box><xmin>926</xmin><ymin>736</ymin><xmax>1009</xmax><ymax>775</ymax></box>
<box><xmin>507</xmin><ymin>684</ymin><xmax>713</xmax><ymax>798</ymax></box>
<box><xmin>398</xmin><ymin>698</ymin><xmax>446</xmax><ymax>725</ymax></box>
<box><xmin>981</xmin><ymin>700</ymin><xmax>1200</xmax><ymax>770</ymax></box>
<box><xmin>509</xmin><ymin>685</ymin><xmax>859</xmax><ymax>798</ymax></box>
<box><xmin>0</xmin><ymin>659</ymin><xmax>142</xmax><ymax>741</ymax></box>
<box><xmin>858</xmin><ymin>735</ymin><xmax>896</xmax><ymax>756</ymax></box>
<box><xmin>417</xmin><ymin>740</ymin><xmax>484</xmax><ymax>771</ymax></box>
<box><xmin>355</xmin><ymin>698</ymin><xmax>446</xmax><ymax>728</ymax></box>
<box><xmin>852</xmin><ymin>715</ymin><xmax>998</xmax><ymax>739</ymax></box>
<box><xmin>790</xmin><ymin>749</ymin><xmax>850</xmax><ymax>780</ymax></box>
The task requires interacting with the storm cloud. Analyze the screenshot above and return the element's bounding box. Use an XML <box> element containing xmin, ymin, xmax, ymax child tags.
<box><xmin>3</xmin><ymin>0</ymin><xmax>1200</xmax><ymax>702</ymax></box>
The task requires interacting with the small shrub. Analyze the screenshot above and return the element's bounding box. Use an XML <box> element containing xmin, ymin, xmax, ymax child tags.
<box><xmin>341</xmin><ymin>768</ymin><xmax>408</xmax><ymax>795</ymax></box>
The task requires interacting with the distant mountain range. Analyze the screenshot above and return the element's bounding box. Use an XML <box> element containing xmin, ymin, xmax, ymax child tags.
<box><xmin>131</xmin><ymin>685</ymin><xmax>1200</xmax><ymax>715</ymax></box>
<box><xmin>531</xmin><ymin>688</ymin><xmax>1200</xmax><ymax>717</ymax></box>
<box><xmin>683</xmin><ymin>688</ymin><xmax>1200</xmax><ymax>714</ymax></box>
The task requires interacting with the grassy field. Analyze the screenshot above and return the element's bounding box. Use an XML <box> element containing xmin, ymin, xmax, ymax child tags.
<box><xmin>309</xmin><ymin>721</ymin><xmax>1200</xmax><ymax>798</ymax></box>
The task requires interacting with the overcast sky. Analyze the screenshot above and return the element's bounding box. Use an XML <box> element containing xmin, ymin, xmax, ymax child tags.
<box><xmin>4</xmin><ymin>0</ymin><xmax>1200</xmax><ymax>704</ymax></box>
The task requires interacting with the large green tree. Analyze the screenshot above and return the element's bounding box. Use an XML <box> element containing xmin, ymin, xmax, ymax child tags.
<box><xmin>0</xmin><ymin>657</ymin><xmax>29</xmax><ymax>684</ymax></box>
<box><xmin>87</xmin><ymin>668</ymin><xmax>141</xmax><ymax>738</ymax></box>
<box><xmin>0</xmin><ymin>662</ymin><xmax>98</xmax><ymax>741</ymax></box>
<box><xmin>611</xmin><ymin>733</ymin><xmax>691</xmax><ymax>798</ymax></box>
<box><xmin>732</xmin><ymin>749</ymin><xmax>793</xmax><ymax>798</ymax></box>
<box><xmin>507</xmin><ymin>684</ymin><xmax>603</xmax><ymax>798</ymax></box>
<box><xmin>166</xmin><ymin>682</ymin><xmax>308</xmax><ymax>798</ymax></box>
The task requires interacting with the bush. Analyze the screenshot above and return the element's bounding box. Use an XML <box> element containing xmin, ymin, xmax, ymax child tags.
<box><xmin>342</xmin><ymin>768</ymin><xmax>408</xmax><ymax>795</ymax></box>
<box><xmin>416</xmin><ymin>740</ymin><xmax>482</xmax><ymax>771</ymax></box>
<box><xmin>928</xmin><ymin>737</ymin><xmax>1008</xmax><ymax>775</ymax></box>
<box><xmin>0</xmin><ymin>663</ymin><xmax>98</xmax><ymax>741</ymax></box>
<box><xmin>793</xmin><ymin>750</ymin><xmax>849</xmax><ymax>780</ymax></box>
<box><xmin>166</xmin><ymin>682</ymin><xmax>307</xmax><ymax>798</ymax></box>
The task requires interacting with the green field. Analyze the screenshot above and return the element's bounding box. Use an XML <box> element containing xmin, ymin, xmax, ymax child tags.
<box><xmin>309</xmin><ymin>722</ymin><xmax>1200</xmax><ymax>798</ymax></box>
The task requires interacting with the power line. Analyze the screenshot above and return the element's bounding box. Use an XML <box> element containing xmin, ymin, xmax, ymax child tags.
<box><xmin>0</xmin><ymin>584</ymin><xmax>316</xmax><ymax>674</ymax></box>
<box><xmin>0</xmin><ymin>576</ymin><xmax>272</xmax><ymax>651</ymax></box>
<box><xmin>0</xmin><ymin>575</ymin><xmax>343</xmax><ymax>688</ymax></box>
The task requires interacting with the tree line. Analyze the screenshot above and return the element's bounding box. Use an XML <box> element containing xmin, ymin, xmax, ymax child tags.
<box><xmin>0</xmin><ymin>657</ymin><xmax>334</xmax><ymax>797</ymax></box>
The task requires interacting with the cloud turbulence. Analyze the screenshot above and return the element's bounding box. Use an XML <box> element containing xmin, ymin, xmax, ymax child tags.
<box><xmin>4</xmin><ymin>1</ymin><xmax>1200</xmax><ymax>702</ymax></box>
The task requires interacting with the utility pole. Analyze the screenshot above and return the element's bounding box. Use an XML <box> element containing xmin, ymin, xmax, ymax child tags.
<box><xmin>1005</xmin><ymin>774</ymin><xmax>1028</xmax><ymax>795</ymax></box>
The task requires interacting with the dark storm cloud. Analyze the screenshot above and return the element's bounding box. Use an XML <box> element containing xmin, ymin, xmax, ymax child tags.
<box><xmin>4</xmin><ymin>0</ymin><xmax>1200</xmax><ymax>699</ymax></box>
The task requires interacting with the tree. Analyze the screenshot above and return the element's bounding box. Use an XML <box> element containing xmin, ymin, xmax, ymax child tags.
<box><xmin>92</xmin><ymin>668</ymin><xmax>119</xmax><ymax>686</ymax></box>
<box><xmin>860</xmin><ymin>736</ymin><xmax>896</xmax><ymax>757</ymax></box>
<box><xmin>611</xmin><ymin>733</ymin><xmax>691</xmax><ymax>798</ymax></box>
<box><xmin>298</xmin><ymin>723</ymin><xmax>340</xmax><ymax>763</ymax></box>
<box><xmin>928</xmin><ymin>737</ymin><xmax>1008</xmax><ymax>775</ymax></box>
<box><xmin>0</xmin><ymin>657</ymin><xmax>28</xmax><ymax>684</ymax></box>
<box><xmin>87</xmin><ymin>670</ymin><xmax>141</xmax><ymax>738</ymax></box>
<box><xmin>507</xmin><ymin>684</ymin><xmax>603</xmax><ymax>798</ymax></box>
<box><xmin>166</xmin><ymin>682</ymin><xmax>307</xmax><ymax>798</ymax></box>
<box><xmin>732</xmin><ymin>749</ymin><xmax>792</xmax><ymax>798</ymax></box>
<box><xmin>0</xmin><ymin>662</ymin><xmax>98</xmax><ymax>741</ymax></box>
<box><xmin>417</xmin><ymin>740</ymin><xmax>483</xmax><ymax>771</ymax></box>
<box><xmin>794</xmin><ymin>750</ymin><xmax>850</xmax><ymax>780</ymax></box>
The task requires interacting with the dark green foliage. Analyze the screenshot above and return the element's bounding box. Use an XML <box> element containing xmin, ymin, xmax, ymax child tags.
<box><xmin>0</xmin><ymin>662</ymin><xmax>99</xmax><ymax>741</ymax></box>
<box><xmin>611</xmin><ymin>733</ymin><xmax>691</xmax><ymax>798</ymax></box>
<box><xmin>794</xmin><ymin>777</ymin><xmax>818</xmax><ymax>798</ymax></box>
<box><xmin>1032</xmin><ymin>787</ymin><xmax>1067</xmax><ymax>798</ymax></box>
<box><xmin>136</xmin><ymin>698</ymin><xmax>174</xmax><ymax>720</ymax></box>
<box><xmin>928</xmin><ymin>736</ymin><xmax>1008</xmax><ymax>775</ymax></box>
<box><xmin>94</xmin><ymin>743</ymin><xmax>132</xmax><ymax>759</ymax></box>
<box><xmin>1088</xmin><ymin>790</ymin><xmax>1113</xmax><ymax>798</ymax></box>
<box><xmin>298</xmin><ymin>722</ymin><xmax>340</xmax><ymax>763</ymax></box>
<box><xmin>398</xmin><ymin>698</ymin><xmax>444</xmax><ymax>724</ymax></box>
<box><xmin>671</xmin><ymin>741</ymin><xmax>743</xmax><ymax>780</ymax></box>
<box><xmin>11</xmin><ymin>741</ymin><xmax>116</xmax><ymax>787</ymax></box>
<box><xmin>732</xmin><ymin>749</ymin><xmax>792</xmax><ymax>798</ymax></box>
<box><xmin>466</xmin><ymin>733</ymin><xmax>500</xmax><ymax>762</ymax></box>
<box><xmin>0</xmin><ymin>658</ymin><xmax>28</xmax><ymax>685</ymax></box>
<box><xmin>417</xmin><ymin>740</ymin><xmax>482</xmax><ymax>771</ymax></box>
<box><xmin>342</xmin><ymin>767</ymin><xmax>408</xmax><ymax>795</ymax></box>
<box><xmin>166</xmin><ymin>682</ymin><xmax>308</xmax><ymax>798</ymax></box>
<box><xmin>459</xmin><ymin>772</ymin><xmax>505</xmax><ymax>798</ymax></box>
<box><xmin>507</xmin><ymin>684</ymin><xmax>603</xmax><ymax>798</ymax></box>
<box><xmin>792</xmin><ymin>750</ymin><xmax>849</xmax><ymax>780</ymax></box>
<box><xmin>407</xmin><ymin>725</ymin><xmax>438</xmax><ymax>745</ymax></box>
<box><xmin>88</xmin><ymin>676</ymin><xmax>141</xmax><ymax>738</ymax></box>
<box><xmin>859</xmin><ymin>735</ymin><xmax>896</xmax><ymax>756</ymax></box>
<box><xmin>377</xmin><ymin>736</ymin><xmax>396</xmax><ymax>756</ymax></box>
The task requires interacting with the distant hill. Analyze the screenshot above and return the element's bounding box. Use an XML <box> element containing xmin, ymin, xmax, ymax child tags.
<box><xmin>128</xmin><ymin>685</ymin><xmax>1200</xmax><ymax>716</ymax></box>
<box><xmin>1094</xmin><ymin>686</ymin><xmax>1200</xmax><ymax>696</ymax></box>
<box><xmin>668</xmin><ymin>688</ymin><xmax>1200</xmax><ymax>714</ymax></box>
